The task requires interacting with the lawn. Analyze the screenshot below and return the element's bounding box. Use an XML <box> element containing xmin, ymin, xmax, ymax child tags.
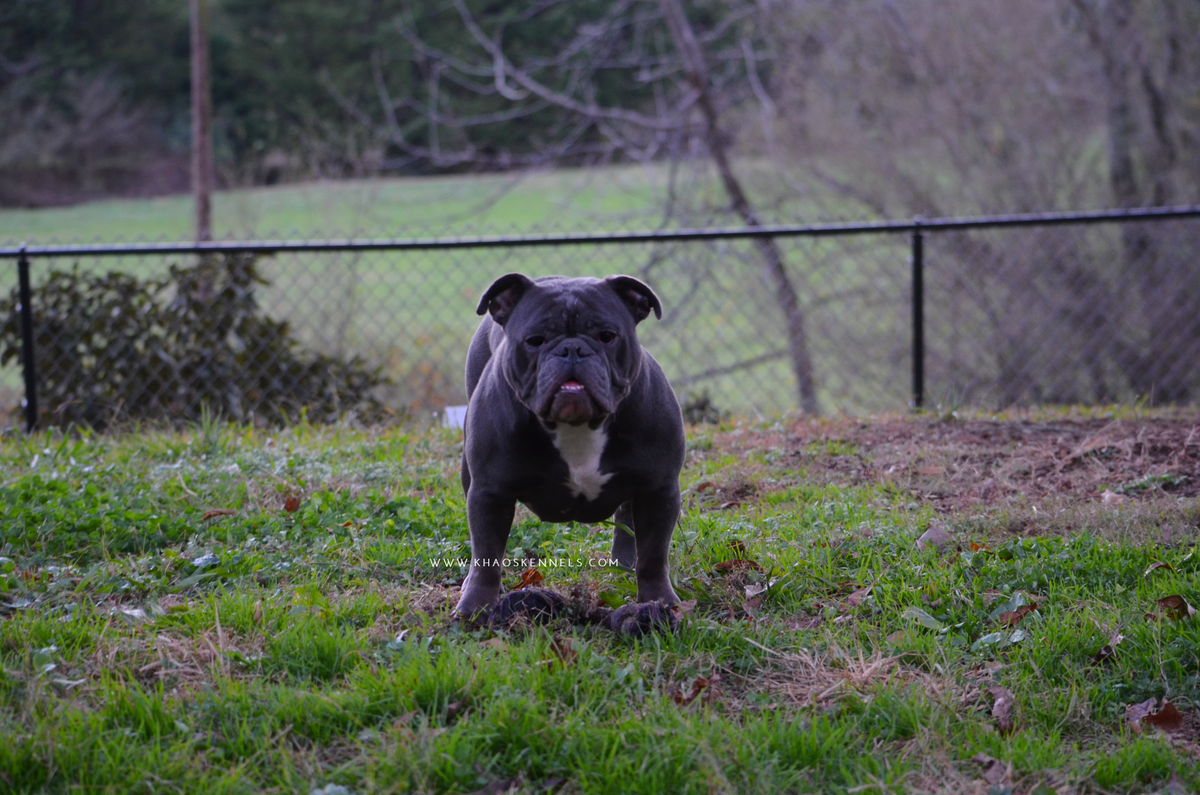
<box><xmin>2</xmin><ymin>406</ymin><xmax>1199</xmax><ymax>793</ymax></box>
<box><xmin>0</xmin><ymin>166</ymin><xmax>913</xmax><ymax>423</ymax></box>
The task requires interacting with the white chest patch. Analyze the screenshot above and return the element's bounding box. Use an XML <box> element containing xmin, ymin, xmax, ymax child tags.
<box><xmin>551</xmin><ymin>424</ymin><xmax>612</xmax><ymax>501</ymax></box>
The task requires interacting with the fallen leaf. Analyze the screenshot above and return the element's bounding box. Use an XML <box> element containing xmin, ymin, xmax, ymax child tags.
<box><xmin>1101</xmin><ymin>489</ymin><xmax>1127</xmax><ymax>506</ymax></box>
<box><xmin>989</xmin><ymin>686</ymin><xmax>1015</xmax><ymax>734</ymax></box>
<box><xmin>673</xmin><ymin>599</ymin><xmax>697</xmax><ymax>615</ymax></box>
<box><xmin>480</xmin><ymin>638</ymin><xmax>507</xmax><ymax>652</ymax></box>
<box><xmin>445</xmin><ymin>700</ymin><xmax>467</xmax><ymax>721</ymax></box>
<box><xmin>971</xmin><ymin>753</ymin><xmax>1008</xmax><ymax>786</ymax></box>
<box><xmin>744</xmin><ymin>582</ymin><xmax>769</xmax><ymax>598</ymax></box>
<box><xmin>714</xmin><ymin>558</ymin><xmax>761</xmax><ymax>573</ymax></box>
<box><xmin>1144</xmin><ymin>562</ymin><xmax>1175</xmax><ymax>577</ymax></box>
<box><xmin>918</xmin><ymin>466</ymin><xmax>945</xmax><ymax>476</ymax></box>
<box><xmin>969</xmin><ymin>542</ymin><xmax>990</xmax><ymax>552</ymax></box>
<box><xmin>997</xmin><ymin>603</ymin><xmax>1038</xmax><ymax>628</ymax></box>
<box><xmin>1126</xmin><ymin>697</ymin><xmax>1184</xmax><ymax>733</ymax></box>
<box><xmin>672</xmin><ymin>674</ymin><xmax>720</xmax><ymax>706</ymax></box>
<box><xmin>1144</xmin><ymin>700</ymin><xmax>1184</xmax><ymax>731</ymax></box>
<box><xmin>202</xmin><ymin>509</ymin><xmax>235</xmax><ymax>521</ymax></box>
<box><xmin>514</xmin><ymin>568</ymin><xmax>544</xmax><ymax>590</ymax></box>
<box><xmin>846</xmin><ymin>585</ymin><xmax>873</xmax><ymax>607</ymax></box>
<box><xmin>548</xmin><ymin>636</ymin><xmax>577</xmax><ymax>667</ymax></box>
<box><xmin>885</xmin><ymin>630</ymin><xmax>907</xmax><ymax>644</ymax></box>
<box><xmin>916</xmin><ymin>525</ymin><xmax>955</xmax><ymax>553</ymax></box>
<box><xmin>1153</xmin><ymin>595</ymin><xmax>1196</xmax><ymax>621</ymax></box>
<box><xmin>988</xmin><ymin>592</ymin><xmax>1036</xmax><ymax>622</ymax></box>
<box><xmin>718</xmin><ymin>501</ymin><xmax>743</xmax><ymax>510</ymax></box>
<box><xmin>1092</xmin><ymin>633</ymin><xmax>1124</xmax><ymax>663</ymax></box>
<box><xmin>693</xmin><ymin>481</ymin><xmax>715</xmax><ymax>493</ymax></box>
<box><xmin>283</xmin><ymin>496</ymin><xmax>301</xmax><ymax>513</ymax></box>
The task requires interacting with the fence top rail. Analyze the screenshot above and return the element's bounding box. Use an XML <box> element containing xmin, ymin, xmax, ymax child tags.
<box><xmin>3</xmin><ymin>203</ymin><xmax>1199</xmax><ymax>259</ymax></box>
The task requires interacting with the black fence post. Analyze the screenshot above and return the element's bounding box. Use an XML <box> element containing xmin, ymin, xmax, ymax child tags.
<box><xmin>911</xmin><ymin>220</ymin><xmax>924</xmax><ymax>409</ymax></box>
<box><xmin>17</xmin><ymin>245</ymin><xmax>38</xmax><ymax>433</ymax></box>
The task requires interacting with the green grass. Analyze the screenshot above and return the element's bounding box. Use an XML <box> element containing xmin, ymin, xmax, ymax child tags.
<box><xmin>0</xmin><ymin>164</ymin><xmax>909</xmax><ymax>420</ymax></box>
<box><xmin>0</xmin><ymin>167</ymin><xmax>675</xmax><ymax>244</ymax></box>
<box><xmin>2</xmin><ymin>416</ymin><xmax>1199</xmax><ymax>793</ymax></box>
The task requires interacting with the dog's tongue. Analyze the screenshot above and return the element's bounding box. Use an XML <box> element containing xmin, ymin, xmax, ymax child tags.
<box><xmin>560</xmin><ymin>381</ymin><xmax>586</xmax><ymax>394</ymax></box>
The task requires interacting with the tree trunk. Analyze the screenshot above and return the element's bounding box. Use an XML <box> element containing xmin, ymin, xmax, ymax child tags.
<box><xmin>659</xmin><ymin>0</ymin><xmax>820</xmax><ymax>415</ymax></box>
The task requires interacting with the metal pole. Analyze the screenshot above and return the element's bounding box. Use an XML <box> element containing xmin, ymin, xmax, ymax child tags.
<box><xmin>17</xmin><ymin>246</ymin><xmax>38</xmax><ymax>432</ymax></box>
<box><xmin>911</xmin><ymin>221</ymin><xmax>924</xmax><ymax>409</ymax></box>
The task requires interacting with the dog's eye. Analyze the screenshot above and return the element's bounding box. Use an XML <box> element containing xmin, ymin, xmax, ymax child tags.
<box><xmin>597</xmin><ymin>330</ymin><xmax>617</xmax><ymax>344</ymax></box>
<box><xmin>525</xmin><ymin>335</ymin><xmax>546</xmax><ymax>348</ymax></box>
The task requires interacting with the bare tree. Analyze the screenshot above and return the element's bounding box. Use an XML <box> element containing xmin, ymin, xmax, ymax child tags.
<box><xmin>762</xmin><ymin>0</ymin><xmax>1200</xmax><ymax>405</ymax></box>
<box><xmin>324</xmin><ymin>0</ymin><xmax>821</xmax><ymax>413</ymax></box>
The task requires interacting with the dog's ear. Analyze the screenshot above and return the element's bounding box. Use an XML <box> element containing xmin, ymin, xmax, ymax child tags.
<box><xmin>477</xmin><ymin>273</ymin><xmax>535</xmax><ymax>326</ymax></box>
<box><xmin>605</xmin><ymin>275</ymin><xmax>662</xmax><ymax>324</ymax></box>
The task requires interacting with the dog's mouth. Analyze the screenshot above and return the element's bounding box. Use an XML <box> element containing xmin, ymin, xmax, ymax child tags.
<box><xmin>545</xmin><ymin>380</ymin><xmax>596</xmax><ymax>425</ymax></box>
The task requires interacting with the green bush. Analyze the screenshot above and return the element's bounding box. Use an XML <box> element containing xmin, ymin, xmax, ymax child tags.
<box><xmin>0</xmin><ymin>253</ymin><xmax>385</xmax><ymax>428</ymax></box>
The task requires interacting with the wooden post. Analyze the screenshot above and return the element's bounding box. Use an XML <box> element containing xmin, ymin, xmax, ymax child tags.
<box><xmin>190</xmin><ymin>0</ymin><xmax>213</xmax><ymax>241</ymax></box>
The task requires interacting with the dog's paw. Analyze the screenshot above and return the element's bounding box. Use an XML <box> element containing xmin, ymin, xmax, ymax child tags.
<box><xmin>489</xmin><ymin>587</ymin><xmax>567</xmax><ymax>628</ymax></box>
<box><xmin>608</xmin><ymin>600</ymin><xmax>679</xmax><ymax>639</ymax></box>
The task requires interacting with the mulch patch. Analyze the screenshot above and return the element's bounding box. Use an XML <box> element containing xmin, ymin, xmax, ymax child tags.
<box><xmin>702</xmin><ymin>414</ymin><xmax>1200</xmax><ymax>514</ymax></box>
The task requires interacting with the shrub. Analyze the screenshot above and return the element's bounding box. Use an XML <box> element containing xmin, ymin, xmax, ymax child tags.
<box><xmin>0</xmin><ymin>253</ymin><xmax>386</xmax><ymax>428</ymax></box>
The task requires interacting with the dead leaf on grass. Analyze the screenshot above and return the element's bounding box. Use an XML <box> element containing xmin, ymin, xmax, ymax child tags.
<box><xmin>1092</xmin><ymin>633</ymin><xmax>1124</xmax><ymax>663</ymax></box>
<box><xmin>673</xmin><ymin>600</ymin><xmax>697</xmax><ymax>615</ymax></box>
<box><xmin>672</xmin><ymin>674</ymin><xmax>720</xmax><ymax>706</ymax></box>
<box><xmin>446</xmin><ymin>699</ymin><xmax>467</xmax><ymax>721</ymax></box>
<box><xmin>846</xmin><ymin>585</ymin><xmax>873</xmax><ymax>607</ymax></box>
<box><xmin>718</xmin><ymin>501</ymin><xmax>743</xmax><ymax>510</ymax></box>
<box><xmin>715</xmin><ymin>558</ymin><xmax>761</xmax><ymax>573</ymax></box>
<box><xmin>283</xmin><ymin>496</ymin><xmax>302</xmax><ymax>513</ymax></box>
<box><xmin>916</xmin><ymin>525</ymin><xmax>955</xmax><ymax>553</ymax></box>
<box><xmin>744</xmin><ymin>581</ymin><xmax>770</xmax><ymax>598</ymax></box>
<box><xmin>1144</xmin><ymin>562</ymin><xmax>1175</xmax><ymax>577</ymax></box>
<box><xmin>971</xmin><ymin>753</ymin><xmax>1009</xmax><ymax>786</ymax></box>
<box><xmin>988</xmin><ymin>686</ymin><xmax>1015</xmax><ymax>734</ymax></box>
<box><xmin>513</xmin><ymin>568</ymin><xmax>544</xmax><ymax>590</ymax></box>
<box><xmin>1126</xmin><ymin>697</ymin><xmax>1185</xmax><ymax>733</ymax></box>
<box><xmin>1148</xmin><ymin>595</ymin><xmax>1197</xmax><ymax>621</ymax></box>
<box><xmin>202</xmin><ymin>509</ymin><xmax>235</xmax><ymax>521</ymax></box>
<box><xmin>1101</xmin><ymin>489</ymin><xmax>1128</xmax><ymax>506</ymax></box>
<box><xmin>997</xmin><ymin>603</ymin><xmax>1038</xmax><ymax>628</ymax></box>
<box><xmin>548</xmin><ymin>637</ymin><xmax>577</xmax><ymax>667</ymax></box>
<box><xmin>480</xmin><ymin>638</ymin><xmax>507</xmax><ymax>652</ymax></box>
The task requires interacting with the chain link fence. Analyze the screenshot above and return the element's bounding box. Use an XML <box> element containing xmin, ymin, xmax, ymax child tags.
<box><xmin>2</xmin><ymin>207</ymin><xmax>1198</xmax><ymax>431</ymax></box>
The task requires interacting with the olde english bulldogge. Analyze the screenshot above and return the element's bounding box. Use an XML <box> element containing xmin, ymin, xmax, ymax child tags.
<box><xmin>456</xmin><ymin>273</ymin><xmax>685</xmax><ymax>622</ymax></box>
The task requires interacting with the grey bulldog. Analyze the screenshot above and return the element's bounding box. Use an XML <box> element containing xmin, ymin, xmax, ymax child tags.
<box><xmin>456</xmin><ymin>273</ymin><xmax>686</xmax><ymax>618</ymax></box>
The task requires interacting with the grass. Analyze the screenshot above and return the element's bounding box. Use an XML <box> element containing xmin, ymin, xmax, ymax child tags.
<box><xmin>2</xmin><ymin>409</ymin><xmax>1199</xmax><ymax>793</ymax></box>
<box><xmin>0</xmin><ymin>167</ymin><xmax>677</xmax><ymax>245</ymax></box>
<box><xmin>0</xmin><ymin>164</ymin><xmax>910</xmax><ymax>421</ymax></box>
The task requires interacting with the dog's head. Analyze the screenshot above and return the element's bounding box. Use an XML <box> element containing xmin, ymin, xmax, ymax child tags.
<box><xmin>477</xmin><ymin>273</ymin><xmax>662</xmax><ymax>427</ymax></box>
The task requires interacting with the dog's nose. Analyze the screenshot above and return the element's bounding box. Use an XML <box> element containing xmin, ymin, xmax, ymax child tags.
<box><xmin>555</xmin><ymin>341</ymin><xmax>591</xmax><ymax>363</ymax></box>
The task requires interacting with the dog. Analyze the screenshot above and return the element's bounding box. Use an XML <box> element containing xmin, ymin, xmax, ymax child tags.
<box><xmin>456</xmin><ymin>273</ymin><xmax>685</xmax><ymax>619</ymax></box>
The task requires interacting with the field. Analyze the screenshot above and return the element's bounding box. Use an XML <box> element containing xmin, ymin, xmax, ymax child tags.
<box><xmin>3</xmin><ymin>406</ymin><xmax>1200</xmax><ymax>793</ymax></box>
<box><xmin>0</xmin><ymin>166</ymin><xmax>918</xmax><ymax>423</ymax></box>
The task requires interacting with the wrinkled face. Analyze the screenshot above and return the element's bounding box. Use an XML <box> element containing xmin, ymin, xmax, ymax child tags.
<box><xmin>500</xmin><ymin>278</ymin><xmax>646</xmax><ymax>427</ymax></box>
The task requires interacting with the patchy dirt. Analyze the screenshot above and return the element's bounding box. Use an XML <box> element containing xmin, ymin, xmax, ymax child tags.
<box><xmin>696</xmin><ymin>412</ymin><xmax>1200</xmax><ymax>517</ymax></box>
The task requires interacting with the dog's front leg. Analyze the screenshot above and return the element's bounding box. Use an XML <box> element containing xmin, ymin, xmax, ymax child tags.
<box><xmin>457</xmin><ymin>488</ymin><xmax>516</xmax><ymax>618</ymax></box>
<box><xmin>631</xmin><ymin>486</ymin><xmax>681</xmax><ymax>605</ymax></box>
